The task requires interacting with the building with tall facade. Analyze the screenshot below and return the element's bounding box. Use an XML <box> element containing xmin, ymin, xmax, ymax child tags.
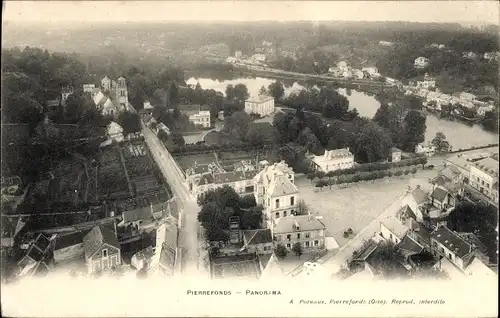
<box><xmin>253</xmin><ymin>161</ymin><xmax>298</xmax><ymax>222</ymax></box>
<box><xmin>311</xmin><ymin>148</ymin><xmax>355</xmax><ymax>173</ymax></box>
<box><xmin>87</xmin><ymin>76</ymin><xmax>130</xmax><ymax>116</ymax></box>
<box><xmin>244</xmin><ymin>95</ymin><xmax>275</xmax><ymax>117</ymax></box>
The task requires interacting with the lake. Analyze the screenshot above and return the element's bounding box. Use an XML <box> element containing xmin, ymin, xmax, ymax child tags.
<box><xmin>186</xmin><ymin>74</ymin><xmax>498</xmax><ymax>149</ymax></box>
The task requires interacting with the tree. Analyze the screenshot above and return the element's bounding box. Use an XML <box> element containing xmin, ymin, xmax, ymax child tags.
<box><xmin>222</xmin><ymin>111</ymin><xmax>252</xmax><ymax>140</ymax></box>
<box><xmin>431</xmin><ymin>132</ymin><xmax>451</xmax><ymax>152</ymax></box>
<box><xmin>259</xmin><ymin>85</ymin><xmax>268</xmax><ymax>96</ymax></box>
<box><xmin>233</xmin><ymin>83</ymin><xmax>249</xmax><ymax>101</ymax></box>
<box><xmin>275</xmin><ymin>244</ymin><xmax>288</xmax><ymax>259</ymax></box>
<box><xmin>353</xmin><ymin>122</ymin><xmax>392</xmax><ymax>163</ymax></box>
<box><xmin>268</xmin><ymin>81</ymin><xmax>285</xmax><ymax>100</ymax></box>
<box><xmin>157</xmin><ymin>129</ymin><xmax>169</xmax><ymax>141</ymax></box>
<box><xmin>225</xmin><ymin>84</ymin><xmax>235</xmax><ymax>101</ymax></box>
<box><xmin>296</xmin><ymin>199</ymin><xmax>309</xmax><ymax>215</ymax></box>
<box><xmin>171</xmin><ymin>132</ymin><xmax>185</xmax><ymax>147</ymax></box>
<box><xmin>368</xmin><ymin>241</ymin><xmax>406</xmax><ymax>278</ymax></box>
<box><xmin>306</xmin><ymin>172</ymin><xmax>316</xmax><ymax>184</ymax></box>
<box><xmin>480</xmin><ymin>109</ymin><xmax>498</xmax><ymax>133</ymax></box>
<box><xmin>292</xmin><ymin>242</ymin><xmax>303</xmax><ymax>258</ymax></box>
<box><xmin>117</xmin><ymin>111</ymin><xmax>141</xmax><ymax>135</ymax></box>
<box><xmin>197</xmin><ymin>202</ymin><xmax>232</xmax><ymax>241</ymax></box>
<box><xmin>373</xmin><ymin>103</ymin><xmax>391</xmax><ymax>128</ymax></box>
<box><xmin>239</xmin><ymin>194</ymin><xmax>257</xmax><ymax>209</ymax></box>
<box><xmin>447</xmin><ymin>201</ymin><xmax>498</xmax><ymax>262</ymax></box>
<box><xmin>401</xmin><ymin>110</ymin><xmax>426</xmax><ymax>152</ymax></box>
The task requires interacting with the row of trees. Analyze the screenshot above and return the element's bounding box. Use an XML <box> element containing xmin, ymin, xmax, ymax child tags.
<box><xmin>314</xmin><ymin>167</ymin><xmax>418</xmax><ymax>189</ymax></box>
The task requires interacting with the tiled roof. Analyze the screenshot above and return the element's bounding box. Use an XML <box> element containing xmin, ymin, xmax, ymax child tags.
<box><xmin>274</xmin><ymin>215</ymin><xmax>326</xmax><ymax>234</ymax></box>
<box><xmin>381</xmin><ymin>215</ymin><xmax>408</xmax><ymax>239</ymax></box>
<box><xmin>431</xmin><ymin>226</ymin><xmax>473</xmax><ymax>259</ymax></box>
<box><xmin>243</xmin><ymin>229</ymin><xmax>273</xmax><ymax>245</ymax></box>
<box><xmin>268</xmin><ymin>175</ymin><xmax>299</xmax><ymax>197</ymax></box>
<box><xmin>54</xmin><ymin>230</ymin><xmax>88</xmax><ymax>250</ymax></box>
<box><xmin>456</xmin><ymin>232</ymin><xmax>487</xmax><ymax>254</ymax></box>
<box><xmin>83</xmin><ymin>225</ymin><xmax>120</xmax><ymax>259</ymax></box>
<box><xmin>431</xmin><ymin>186</ymin><xmax>449</xmax><ymax>202</ymax></box>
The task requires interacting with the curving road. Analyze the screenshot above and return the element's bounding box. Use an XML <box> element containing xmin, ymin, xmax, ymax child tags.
<box><xmin>142</xmin><ymin>124</ymin><xmax>205</xmax><ymax>277</ymax></box>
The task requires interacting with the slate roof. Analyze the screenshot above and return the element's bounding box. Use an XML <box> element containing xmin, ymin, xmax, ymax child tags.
<box><xmin>83</xmin><ymin>225</ymin><xmax>120</xmax><ymax>259</ymax></box>
<box><xmin>268</xmin><ymin>175</ymin><xmax>299</xmax><ymax>197</ymax></box>
<box><xmin>352</xmin><ymin>240</ymin><xmax>379</xmax><ymax>262</ymax></box>
<box><xmin>398</xmin><ymin>235</ymin><xmax>424</xmax><ymax>255</ymax></box>
<box><xmin>431</xmin><ymin>226</ymin><xmax>473</xmax><ymax>259</ymax></box>
<box><xmin>431</xmin><ymin>186</ymin><xmax>449</xmax><ymax>202</ymax></box>
<box><xmin>54</xmin><ymin>230</ymin><xmax>88</xmax><ymax>250</ymax></box>
<box><xmin>274</xmin><ymin>215</ymin><xmax>326</xmax><ymax>234</ymax></box>
<box><xmin>213</xmin><ymin>170</ymin><xmax>258</xmax><ymax>184</ymax></box>
<box><xmin>243</xmin><ymin>229</ymin><xmax>273</xmax><ymax>245</ymax></box>
<box><xmin>457</xmin><ymin>232</ymin><xmax>487</xmax><ymax>254</ymax></box>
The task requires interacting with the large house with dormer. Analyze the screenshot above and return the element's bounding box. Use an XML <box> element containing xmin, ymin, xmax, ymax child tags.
<box><xmin>253</xmin><ymin>161</ymin><xmax>299</xmax><ymax>222</ymax></box>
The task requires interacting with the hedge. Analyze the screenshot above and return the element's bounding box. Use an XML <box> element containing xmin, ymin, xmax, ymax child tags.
<box><xmin>314</xmin><ymin>166</ymin><xmax>416</xmax><ymax>187</ymax></box>
<box><xmin>313</xmin><ymin>157</ymin><xmax>426</xmax><ymax>179</ymax></box>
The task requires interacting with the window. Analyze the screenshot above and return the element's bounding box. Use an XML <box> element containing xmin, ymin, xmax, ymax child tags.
<box><xmin>440</xmin><ymin>247</ymin><xmax>444</xmax><ymax>252</ymax></box>
<box><xmin>297</xmin><ymin>233</ymin><xmax>301</xmax><ymax>239</ymax></box>
<box><xmin>448</xmin><ymin>253</ymin><xmax>452</xmax><ymax>259</ymax></box>
<box><xmin>305</xmin><ymin>232</ymin><xmax>310</xmax><ymax>238</ymax></box>
<box><xmin>389</xmin><ymin>233</ymin><xmax>393</xmax><ymax>240</ymax></box>
<box><xmin>287</xmin><ymin>234</ymin><xmax>291</xmax><ymax>240</ymax></box>
<box><xmin>275</xmin><ymin>199</ymin><xmax>280</xmax><ymax>209</ymax></box>
<box><xmin>290</xmin><ymin>196</ymin><xmax>295</xmax><ymax>206</ymax></box>
<box><xmin>275</xmin><ymin>212</ymin><xmax>280</xmax><ymax>218</ymax></box>
<box><xmin>481</xmin><ymin>180</ymin><xmax>485</xmax><ymax>185</ymax></box>
<box><xmin>286</xmin><ymin>243</ymin><xmax>291</xmax><ymax>248</ymax></box>
<box><xmin>314</xmin><ymin>240</ymin><xmax>319</xmax><ymax>246</ymax></box>
<box><xmin>103</xmin><ymin>249</ymin><xmax>108</xmax><ymax>258</ymax></box>
<box><xmin>283</xmin><ymin>211</ymin><xmax>287</xmax><ymax>217</ymax></box>
<box><xmin>267</xmin><ymin>198</ymin><xmax>270</xmax><ymax>207</ymax></box>
<box><xmin>305</xmin><ymin>241</ymin><xmax>310</xmax><ymax>248</ymax></box>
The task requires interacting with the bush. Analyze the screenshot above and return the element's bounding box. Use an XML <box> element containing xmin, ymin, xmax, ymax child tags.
<box><xmin>411</xmin><ymin>167</ymin><xmax>417</xmax><ymax>174</ymax></box>
<box><xmin>351</xmin><ymin>174</ymin><xmax>361</xmax><ymax>183</ymax></box>
<box><xmin>395</xmin><ymin>170</ymin><xmax>403</xmax><ymax>176</ymax></box>
<box><xmin>404</xmin><ymin>170</ymin><xmax>410</xmax><ymax>175</ymax></box>
<box><xmin>387</xmin><ymin>171</ymin><xmax>394</xmax><ymax>177</ymax></box>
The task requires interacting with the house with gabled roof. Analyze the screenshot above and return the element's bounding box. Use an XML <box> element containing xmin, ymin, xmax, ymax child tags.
<box><xmin>273</xmin><ymin>214</ymin><xmax>326</xmax><ymax>251</ymax></box>
<box><xmin>242</xmin><ymin>229</ymin><xmax>273</xmax><ymax>255</ymax></box>
<box><xmin>430</xmin><ymin>225</ymin><xmax>476</xmax><ymax>271</ymax></box>
<box><xmin>53</xmin><ymin>230</ymin><xmax>88</xmax><ymax>264</ymax></box>
<box><xmin>83</xmin><ymin>225</ymin><xmax>121</xmax><ymax>274</ymax></box>
<box><xmin>17</xmin><ymin>233</ymin><xmax>52</xmax><ymax>278</ymax></box>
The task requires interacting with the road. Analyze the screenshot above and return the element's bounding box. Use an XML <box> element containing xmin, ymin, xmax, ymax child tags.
<box><xmin>142</xmin><ymin>124</ymin><xmax>204</xmax><ymax>277</ymax></box>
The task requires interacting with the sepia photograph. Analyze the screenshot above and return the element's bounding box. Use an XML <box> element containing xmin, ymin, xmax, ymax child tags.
<box><xmin>1</xmin><ymin>1</ymin><xmax>499</xmax><ymax>317</ymax></box>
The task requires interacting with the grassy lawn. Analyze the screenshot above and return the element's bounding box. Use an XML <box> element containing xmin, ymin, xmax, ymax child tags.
<box><xmin>295</xmin><ymin>169</ymin><xmax>437</xmax><ymax>247</ymax></box>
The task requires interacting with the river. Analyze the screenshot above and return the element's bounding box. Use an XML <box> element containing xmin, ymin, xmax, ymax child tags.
<box><xmin>186</xmin><ymin>74</ymin><xmax>498</xmax><ymax>149</ymax></box>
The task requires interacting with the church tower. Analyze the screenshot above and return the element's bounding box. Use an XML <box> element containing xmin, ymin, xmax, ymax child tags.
<box><xmin>116</xmin><ymin>76</ymin><xmax>128</xmax><ymax>109</ymax></box>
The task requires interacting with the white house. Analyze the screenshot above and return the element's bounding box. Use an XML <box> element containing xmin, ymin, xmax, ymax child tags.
<box><xmin>337</xmin><ymin>61</ymin><xmax>349</xmax><ymax>71</ymax></box>
<box><xmin>468</xmin><ymin>157</ymin><xmax>499</xmax><ymax>202</ymax></box>
<box><xmin>106</xmin><ymin>121</ymin><xmax>124</xmax><ymax>142</ymax></box>
<box><xmin>244</xmin><ymin>95</ymin><xmax>275</xmax><ymax>117</ymax></box>
<box><xmin>415</xmin><ymin>144</ymin><xmax>436</xmax><ymax>157</ymax></box>
<box><xmin>459</xmin><ymin>92</ymin><xmax>476</xmax><ymax>101</ymax></box>
<box><xmin>234</xmin><ymin>51</ymin><xmax>243</xmax><ymax>58</ymax></box>
<box><xmin>414</xmin><ymin>57</ymin><xmax>430</xmax><ymax>69</ymax></box>
<box><xmin>274</xmin><ymin>215</ymin><xmax>326</xmax><ymax>251</ymax></box>
<box><xmin>189</xmin><ymin>110</ymin><xmax>211</xmax><ymax>128</ymax></box>
<box><xmin>416</xmin><ymin>74</ymin><xmax>436</xmax><ymax>89</ymax></box>
<box><xmin>353</xmin><ymin>69</ymin><xmax>364</xmax><ymax>79</ymax></box>
<box><xmin>143</xmin><ymin>100</ymin><xmax>154</xmax><ymax>110</ymax></box>
<box><xmin>380</xmin><ymin>215</ymin><xmax>409</xmax><ymax>245</ymax></box>
<box><xmin>311</xmin><ymin>148</ymin><xmax>355</xmax><ymax>173</ymax></box>
<box><xmin>251</xmin><ymin>54</ymin><xmax>266</xmax><ymax>62</ymax></box>
<box><xmin>83</xmin><ymin>84</ymin><xmax>96</xmax><ymax>93</ymax></box>
<box><xmin>361</xmin><ymin>67</ymin><xmax>379</xmax><ymax>77</ymax></box>
<box><xmin>477</xmin><ymin>105</ymin><xmax>495</xmax><ymax>117</ymax></box>
<box><xmin>379</xmin><ymin>41</ymin><xmax>393</xmax><ymax>46</ymax></box>
<box><xmin>226</xmin><ymin>57</ymin><xmax>237</xmax><ymax>63</ymax></box>
<box><xmin>328</xmin><ymin>67</ymin><xmax>342</xmax><ymax>77</ymax></box>
<box><xmin>342</xmin><ymin>70</ymin><xmax>353</xmax><ymax>78</ymax></box>
<box><xmin>61</xmin><ymin>86</ymin><xmax>74</xmax><ymax>105</ymax></box>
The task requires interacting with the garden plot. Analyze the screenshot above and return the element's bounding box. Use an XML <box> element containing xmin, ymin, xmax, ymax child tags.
<box><xmin>174</xmin><ymin>153</ymin><xmax>217</xmax><ymax>172</ymax></box>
